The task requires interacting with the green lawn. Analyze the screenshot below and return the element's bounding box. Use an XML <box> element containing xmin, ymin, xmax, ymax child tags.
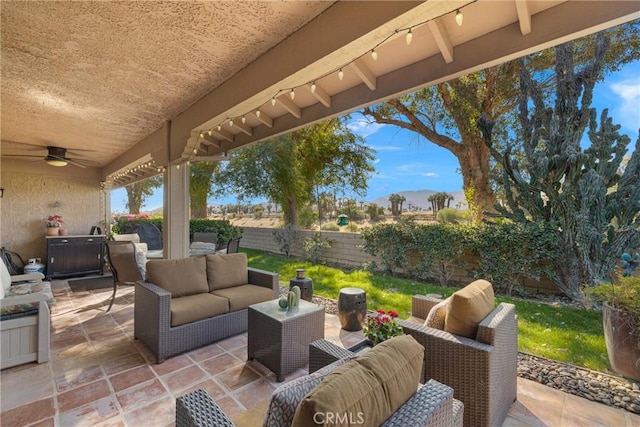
<box><xmin>244</xmin><ymin>248</ymin><xmax>609</xmax><ymax>372</ymax></box>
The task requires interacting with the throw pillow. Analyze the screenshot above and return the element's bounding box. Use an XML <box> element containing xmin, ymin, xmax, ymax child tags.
<box><xmin>146</xmin><ymin>256</ymin><xmax>208</xmax><ymax>298</ymax></box>
<box><xmin>423</xmin><ymin>297</ymin><xmax>450</xmax><ymax>330</ymax></box>
<box><xmin>263</xmin><ymin>357</ymin><xmax>355</xmax><ymax>427</ymax></box>
<box><xmin>292</xmin><ymin>335</ymin><xmax>424</xmax><ymax>427</ymax></box>
<box><xmin>444</xmin><ymin>279</ymin><xmax>495</xmax><ymax>338</ymax></box>
<box><xmin>206</xmin><ymin>253</ymin><xmax>248</xmax><ymax>291</ymax></box>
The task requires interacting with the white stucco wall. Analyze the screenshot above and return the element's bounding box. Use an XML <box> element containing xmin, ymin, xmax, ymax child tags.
<box><xmin>0</xmin><ymin>159</ymin><xmax>106</xmax><ymax>265</ymax></box>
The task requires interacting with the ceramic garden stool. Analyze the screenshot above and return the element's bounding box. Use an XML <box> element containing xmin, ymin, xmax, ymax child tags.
<box><xmin>338</xmin><ymin>287</ymin><xmax>367</xmax><ymax>331</ymax></box>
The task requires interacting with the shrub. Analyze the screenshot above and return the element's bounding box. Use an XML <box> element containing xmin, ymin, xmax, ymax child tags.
<box><xmin>273</xmin><ymin>225</ymin><xmax>299</xmax><ymax>257</ymax></box>
<box><xmin>360</xmin><ymin>223</ymin><xmax>413</xmax><ymax>274</ymax></box>
<box><xmin>320</xmin><ymin>222</ymin><xmax>340</xmax><ymax>231</ymax></box>
<box><xmin>411</xmin><ymin>224</ymin><xmax>468</xmax><ymax>286</ymax></box>
<box><xmin>298</xmin><ymin>206</ymin><xmax>317</xmax><ymax>230</ymax></box>
<box><xmin>346</xmin><ymin>222</ymin><xmax>359</xmax><ymax>232</ymax></box>
<box><xmin>436</xmin><ymin>208</ymin><xmax>468</xmax><ymax>223</ymax></box>
<box><xmin>303</xmin><ymin>232</ymin><xmax>331</xmax><ymax>264</ymax></box>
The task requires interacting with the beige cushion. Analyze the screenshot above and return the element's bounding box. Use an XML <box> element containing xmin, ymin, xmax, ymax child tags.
<box><xmin>170</xmin><ymin>293</ymin><xmax>229</xmax><ymax>326</ymax></box>
<box><xmin>206</xmin><ymin>253</ymin><xmax>248</xmax><ymax>291</ymax></box>
<box><xmin>112</xmin><ymin>233</ymin><xmax>141</xmax><ymax>243</ymax></box>
<box><xmin>445</xmin><ymin>279</ymin><xmax>495</xmax><ymax>338</ymax></box>
<box><xmin>424</xmin><ymin>297</ymin><xmax>450</xmax><ymax>330</ymax></box>
<box><xmin>211</xmin><ymin>284</ymin><xmax>274</xmax><ymax>312</ymax></box>
<box><xmin>146</xmin><ymin>257</ymin><xmax>208</xmax><ymax>298</ymax></box>
<box><xmin>292</xmin><ymin>335</ymin><xmax>424</xmax><ymax>427</ymax></box>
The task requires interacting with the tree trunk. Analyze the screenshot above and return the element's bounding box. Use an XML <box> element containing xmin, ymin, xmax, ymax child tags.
<box><xmin>459</xmin><ymin>136</ymin><xmax>496</xmax><ymax>223</ymax></box>
<box><xmin>125</xmin><ymin>186</ymin><xmax>142</xmax><ymax>214</ymax></box>
<box><xmin>190</xmin><ymin>193</ymin><xmax>207</xmax><ymax>218</ymax></box>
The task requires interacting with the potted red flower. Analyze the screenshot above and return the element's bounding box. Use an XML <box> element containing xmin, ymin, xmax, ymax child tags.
<box><xmin>364</xmin><ymin>309</ymin><xmax>404</xmax><ymax>345</ymax></box>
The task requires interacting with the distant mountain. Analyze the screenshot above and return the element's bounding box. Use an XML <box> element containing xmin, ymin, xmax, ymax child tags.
<box><xmin>369</xmin><ymin>189</ymin><xmax>466</xmax><ymax>210</ymax></box>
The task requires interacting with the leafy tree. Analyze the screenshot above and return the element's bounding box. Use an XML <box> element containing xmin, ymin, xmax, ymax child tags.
<box><xmin>388</xmin><ymin>193</ymin><xmax>405</xmax><ymax>216</ymax></box>
<box><xmin>190</xmin><ymin>161</ymin><xmax>219</xmax><ymax>218</ymax></box>
<box><xmin>212</xmin><ymin>118</ymin><xmax>375</xmax><ymax>226</ymax></box>
<box><xmin>480</xmin><ymin>33</ymin><xmax>640</xmax><ymax>300</ymax></box>
<box><xmin>366</xmin><ymin>203</ymin><xmax>384</xmax><ymax>222</ymax></box>
<box><xmin>125</xmin><ymin>175</ymin><xmax>162</xmax><ymax>214</ymax></box>
<box><xmin>363</xmin><ymin>23</ymin><xmax>639</xmax><ymax>223</ymax></box>
<box><xmin>428</xmin><ymin>192</ymin><xmax>454</xmax><ymax>215</ymax></box>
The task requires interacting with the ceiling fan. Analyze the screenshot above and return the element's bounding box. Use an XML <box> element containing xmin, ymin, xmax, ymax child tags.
<box><xmin>3</xmin><ymin>145</ymin><xmax>90</xmax><ymax>168</ymax></box>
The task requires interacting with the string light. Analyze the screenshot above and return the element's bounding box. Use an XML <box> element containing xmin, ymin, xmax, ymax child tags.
<box><xmin>191</xmin><ymin>1</ymin><xmax>474</xmax><ymax>157</ymax></box>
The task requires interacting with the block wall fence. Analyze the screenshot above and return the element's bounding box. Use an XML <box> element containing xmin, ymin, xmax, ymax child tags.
<box><xmin>239</xmin><ymin>227</ymin><xmax>558</xmax><ymax>293</ymax></box>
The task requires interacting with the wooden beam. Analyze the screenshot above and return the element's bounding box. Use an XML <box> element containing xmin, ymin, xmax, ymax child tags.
<box><xmin>277</xmin><ymin>94</ymin><xmax>301</xmax><ymax>119</ymax></box>
<box><xmin>427</xmin><ymin>19</ymin><xmax>454</xmax><ymax>64</ymax></box>
<box><xmin>515</xmin><ymin>0</ymin><xmax>532</xmax><ymax>35</ymax></box>
<box><xmin>253</xmin><ymin>110</ymin><xmax>273</xmax><ymax>128</ymax></box>
<box><xmin>212</xmin><ymin>127</ymin><xmax>233</xmax><ymax>143</ymax></box>
<box><xmin>231</xmin><ymin>121</ymin><xmax>253</xmax><ymax>136</ymax></box>
<box><xmin>201</xmin><ymin>135</ymin><xmax>221</xmax><ymax>148</ymax></box>
<box><xmin>308</xmin><ymin>82</ymin><xmax>331</xmax><ymax>108</ymax></box>
<box><xmin>351</xmin><ymin>58</ymin><xmax>376</xmax><ymax>90</ymax></box>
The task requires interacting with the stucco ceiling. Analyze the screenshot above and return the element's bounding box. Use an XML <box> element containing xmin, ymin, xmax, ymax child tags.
<box><xmin>1</xmin><ymin>1</ymin><xmax>637</xmax><ymax>184</ymax></box>
<box><xmin>0</xmin><ymin>1</ymin><xmax>334</xmax><ymax>166</ymax></box>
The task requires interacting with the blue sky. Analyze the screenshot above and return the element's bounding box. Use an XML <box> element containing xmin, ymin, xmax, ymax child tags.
<box><xmin>111</xmin><ymin>61</ymin><xmax>640</xmax><ymax>213</ymax></box>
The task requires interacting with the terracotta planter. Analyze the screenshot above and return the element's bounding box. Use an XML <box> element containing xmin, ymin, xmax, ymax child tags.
<box><xmin>46</xmin><ymin>227</ymin><xmax>60</xmax><ymax>236</ymax></box>
<box><xmin>602</xmin><ymin>302</ymin><xmax>640</xmax><ymax>381</ymax></box>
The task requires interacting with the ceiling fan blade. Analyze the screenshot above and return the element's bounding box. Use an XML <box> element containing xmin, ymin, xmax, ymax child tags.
<box><xmin>65</xmin><ymin>158</ymin><xmax>87</xmax><ymax>168</ymax></box>
<box><xmin>2</xmin><ymin>154</ymin><xmax>44</xmax><ymax>158</ymax></box>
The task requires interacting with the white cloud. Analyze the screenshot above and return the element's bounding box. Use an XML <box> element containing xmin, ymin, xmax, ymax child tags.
<box><xmin>396</xmin><ymin>162</ymin><xmax>431</xmax><ymax>175</ymax></box>
<box><xmin>609</xmin><ymin>77</ymin><xmax>640</xmax><ymax>133</ymax></box>
<box><xmin>372</xmin><ymin>158</ymin><xmax>381</xmax><ymax>164</ymax></box>
<box><xmin>346</xmin><ymin>119</ymin><xmax>386</xmax><ymax>138</ymax></box>
<box><xmin>369</xmin><ymin>145</ymin><xmax>403</xmax><ymax>152</ymax></box>
<box><xmin>422</xmin><ymin>172</ymin><xmax>439</xmax><ymax>177</ymax></box>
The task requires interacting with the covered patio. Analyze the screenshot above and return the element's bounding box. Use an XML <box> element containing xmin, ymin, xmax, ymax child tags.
<box><xmin>1</xmin><ymin>1</ymin><xmax>637</xmax><ymax>261</ymax></box>
<box><xmin>2</xmin><ymin>2</ymin><xmax>640</xmax><ymax>426</ymax></box>
<box><xmin>2</xmin><ymin>280</ymin><xmax>639</xmax><ymax>426</ymax></box>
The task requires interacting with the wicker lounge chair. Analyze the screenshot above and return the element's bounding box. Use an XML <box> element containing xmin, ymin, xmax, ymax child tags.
<box><xmin>398</xmin><ymin>295</ymin><xmax>518</xmax><ymax>427</ymax></box>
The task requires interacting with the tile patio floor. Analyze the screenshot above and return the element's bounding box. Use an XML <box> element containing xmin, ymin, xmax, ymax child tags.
<box><xmin>1</xmin><ymin>280</ymin><xmax>639</xmax><ymax>426</ymax></box>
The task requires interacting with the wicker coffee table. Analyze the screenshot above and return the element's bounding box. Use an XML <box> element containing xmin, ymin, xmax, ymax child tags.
<box><xmin>248</xmin><ymin>299</ymin><xmax>325</xmax><ymax>381</ymax></box>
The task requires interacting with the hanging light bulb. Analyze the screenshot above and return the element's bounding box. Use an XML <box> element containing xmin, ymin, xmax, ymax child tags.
<box><xmin>217</xmin><ymin>125</ymin><xmax>222</xmax><ymax>131</ymax></box>
<box><xmin>455</xmin><ymin>9</ymin><xmax>463</xmax><ymax>26</ymax></box>
<box><xmin>256</xmin><ymin>110</ymin><xmax>261</xmax><ymax>118</ymax></box>
<box><xmin>208</xmin><ymin>130</ymin><xmax>212</xmax><ymax>136</ymax></box>
<box><xmin>193</xmin><ymin>148</ymin><xmax>197</xmax><ymax>154</ymax></box>
<box><xmin>290</xmin><ymin>88</ymin><xmax>295</xmax><ymax>100</ymax></box>
<box><xmin>406</xmin><ymin>29</ymin><xmax>413</xmax><ymax>45</ymax></box>
<box><xmin>241</xmin><ymin>115</ymin><xmax>246</xmax><ymax>124</ymax></box>
<box><xmin>310</xmin><ymin>81</ymin><xmax>316</xmax><ymax>93</ymax></box>
<box><xmin>371</xmin><ymin>49</ymin><xmax>378</xmax><ymax>61</ymax></box>
<box><xmin>338</xmin><ymin>68</ymin><xmax>344</xmax><ymax>80</ymax></box>
<box><xmin>271</xmin><ymin>97</ymin><xmax>277</xmax><ymax>106</ymax></box>
<box><xmin>199</xmin><ymin>132</ymin><xmax>204</xmax><ymax>139</ymax></box>
<box><xmin>177</xmin><ymin>164</ymin><xmax>180</xmax><ymax>170</ymax></box>
<box><xmin>229</xmin><ymin>118</ymin><xmax>234</xmax><ymax>127</ymax></box>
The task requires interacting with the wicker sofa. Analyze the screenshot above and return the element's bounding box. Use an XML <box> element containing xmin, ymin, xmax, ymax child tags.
<box><xmin>134</xmin><ymin>253</ymin><xmax>278</xmax><ymax>363</ymax></box>
<box><xmin>176</xmin><ymin>335</ymin><xmax>464</xmax><ymax>427</ymax></box>
<box><xmin>398</xmin><ymin>282</ymin><xmax>518</xmax><ymax>427</ymax></box>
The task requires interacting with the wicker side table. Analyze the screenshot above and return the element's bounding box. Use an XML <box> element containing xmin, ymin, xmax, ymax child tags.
<box><xmin>248</xmin><ymin>299</ymin><xmax>324</xmax><ymax>381</ymax></box>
